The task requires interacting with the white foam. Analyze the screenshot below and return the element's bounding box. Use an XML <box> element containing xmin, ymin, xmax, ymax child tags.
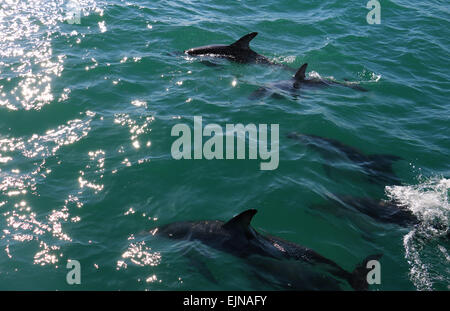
<box><xmin>402</xmin><ymin>229</ymin><xmax>433</xmax><ymax>290</ymax></box>
<box><xmin>386</xmin><ymin>177</ymin><xmax>449</xmax><ymax>229</ymax></box>
<box><xmin>371</xmin><ymin>72</ymin><xmax>382</xmax><ymax>82</ymax></box>
<box><xmin>308</xmin><ymin>71</ymin><xmax>322</xmax><ymax>79</ymax></box>
<box><xmin>386</xmin><ymin>177</ymin><xmax>449</xmax><ymax>290</ymax></box>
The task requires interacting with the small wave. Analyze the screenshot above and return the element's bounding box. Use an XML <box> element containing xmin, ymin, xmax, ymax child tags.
<box><xmin>308</xmin><ymin>69</ymin><xmax>380</xmax><ymax>85</ymax></box>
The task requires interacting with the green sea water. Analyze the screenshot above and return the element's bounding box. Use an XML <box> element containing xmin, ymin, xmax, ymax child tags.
<box><xmin>0</xmin><ymin>0</ymin><xmax>449</xmax><ymax>290</ymax></box>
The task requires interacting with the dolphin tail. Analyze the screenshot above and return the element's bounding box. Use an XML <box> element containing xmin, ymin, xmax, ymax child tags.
<box><xmin>349</xmin><ymin>254</ymin><xmax>383</xmax><ymax>290</ymax></box>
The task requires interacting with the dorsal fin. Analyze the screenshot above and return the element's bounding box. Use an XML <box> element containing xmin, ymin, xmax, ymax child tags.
<box><xmin>222</xmin><ymin>209</ymin><xmax>257</xmax><ymax>233</ymax></box>
<box><xmin>230</xmin><ymin>32</ymin><xmax>258</xmax><ymax>49</ymax></box>
<box><xmin>294</xmin><ymin>63</ymin><xmax>308</xmax><ymax>80</ymax></box>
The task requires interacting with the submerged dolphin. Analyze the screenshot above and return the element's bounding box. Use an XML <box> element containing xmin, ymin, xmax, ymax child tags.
<box><xmin>250</xmin><ymin>63</ymin><xmax>368</xmax><ymax>99</ymax></box>
<box><xmin>184</xmin><ymin>32</ymin><xmax>291</xmax><ymax>69</ymax></box>
<box><xmin>326</xmin><ymin>196</ymin><xmax>450</xmax><ymax>234</ymax></box>
<box><xmin>150</xmin><ymin>209</ymin><xmax>381</xmax><ymax>290</ymax></box>
<box><xmin>287</xmin><ymin>132</ymin><xmax>403</xmax><ymax>184</ymax></box>
<box><xmin>329</xmin><ymin>196</ymin><xmax>420</xmax><ymax>227</ymax></box>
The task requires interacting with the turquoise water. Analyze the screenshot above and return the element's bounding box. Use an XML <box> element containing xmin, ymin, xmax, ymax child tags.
<box><xmin>0</xmin><ymin>0</ymin><xmax>449</xmax><ymax>290</ymax></box>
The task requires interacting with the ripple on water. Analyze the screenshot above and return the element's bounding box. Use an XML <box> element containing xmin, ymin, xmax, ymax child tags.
<box><xmin>0</xmin><ymin>0</ymin><xmax>101</xmax><ymax>110</ymax></box>
<box><xmin>0</xmin><ymin>111</ymin><xmax>94</xmax><ymax>267</ymax></box>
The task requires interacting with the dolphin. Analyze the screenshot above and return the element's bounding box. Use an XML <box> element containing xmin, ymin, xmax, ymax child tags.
<box><xmin>287</xmin><ymin>132</ymin><xmax>403</xmax><ymax>184</ymax></box>
<box><xmin>327</xmin><ymin>196</ymin><xmax>450</xmax><ymax>235</ymax></box>
<box><xmin>184</xmin><ymin>32</ymin><xmax>292</xmax><ymax>70</ymax></box>
<box><xmin>150</xmin><ymin>209</ymin><xmax>381</xmax><ymax>290</ymax></box>
<box><xmin>329</xmin><ymin>196</ymin><xmax>420</xmax><ymax>227</ymax></box>
<box><xmin>250</xmin><ymin>63</ymin><xmax>368</xmax><ymax>99</ymax></box>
